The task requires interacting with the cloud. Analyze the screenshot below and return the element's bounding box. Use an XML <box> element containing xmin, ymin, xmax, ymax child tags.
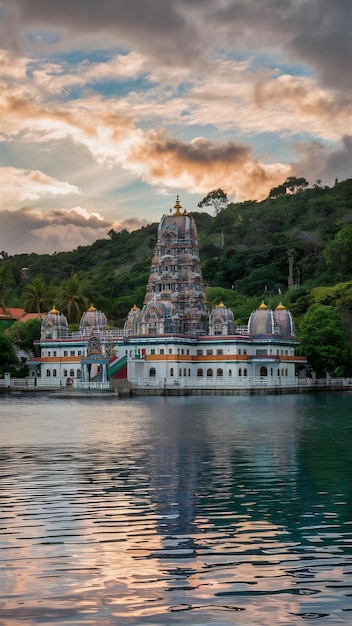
<box><xmin>127</xmin><ymin>131</ymin><xmax>291</xmax><ymax>200</ymax></box>
<box><xmin>2</xmin><ymin>84</ymin><xmax>293</xmax><ymax>201</ymax></box>
<box><xmin>1</xmin><ymin>0</ymin><xmax>351</xmax><ymax>93</ymax></box>
<box><xmin>1</xmin><ymin>167</ymin><xmax>80</xmax><ymax>204</ymax></box>
<box><xmin>292</xmin><ymin>135</ymin><xmax>352</xmax><ymax>185</ymax></box>
<box><xmin>0</xmin><ymin>206</ymin><xmax>150</xmax><ymax>255</ymax></box>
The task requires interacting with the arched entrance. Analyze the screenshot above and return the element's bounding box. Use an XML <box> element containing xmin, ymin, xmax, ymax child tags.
<box><xmin>260</xmin><ymin>366</ymin><xmax>268</xmax><ymax>377</ymax></box>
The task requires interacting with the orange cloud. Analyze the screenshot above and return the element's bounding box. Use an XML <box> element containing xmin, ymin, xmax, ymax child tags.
<box><xmin>127</xmin><ymin>132</ymin><xmax>290</xmax><ymax>200</ymax></box>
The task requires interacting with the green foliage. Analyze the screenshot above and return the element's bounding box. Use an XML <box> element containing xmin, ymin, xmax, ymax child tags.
<box><xmin>7</xmin><ymin>318</ymin><xmax>42</xmax><ymax>356</ymax></box>
<box><xmin>297</xmin><ymin>305</ymin><xmax>351</xmax><ymax>376</ymax></box>
<box><xmin>59</xmin><ymin>273</ymin><xmax>88</xmax><ymax>323</ymax></box>
<box><xmin>0</xmin><ymin>261</ymin><xmax>16</xmax><ymax>305</ymax></box>
<box><xmin>0</xmin><ymin>329</ymin><xmax>19</xmax><ymax>374</ymax></box>
<box><xmin>23</xmin><ymin>276</ymin><xmax>48</xmax><ymax>314</ymax></box>
<box><xmin>269</xmin><ymin>176</ymin><xmax>309</xmax><ymax>198</ymax></box>
<box><xmin>198</xmin><ymin>188</ymin><xmax>229</xmax><ymax>215</ymax></box>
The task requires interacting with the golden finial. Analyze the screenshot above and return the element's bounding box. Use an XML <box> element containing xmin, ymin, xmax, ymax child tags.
<box><xmin>218</xmin><ymin>301</ymin><xmax>225</xmax><ymax>308</ymax></box>
<box><xmin>174</xmin><ymin>194</ymin><xmax>182</xmax><ymax>216</ymax></box>
<box><xmin>276</xmin><ymin>302</ymin><xmax>286</xmax><ymax>310</ymax></box>
<box><xmin>132</xmin><ymin>304</ymin><xmax>139</xmax><ymax>311</ymax></box>
<box><xmin>88</xmin><ymin>304</ymin><xmax>96</xmax><ymax>312</ymax></box>
<box><xmin>259</xmin><ymin>301</ymin><xmax>268</xmax><ymax>310</ymax></box>
<box><xmin>50</xmin><ymin>305</ymin><xmax>59</xmax><ymax>314</ymax></box>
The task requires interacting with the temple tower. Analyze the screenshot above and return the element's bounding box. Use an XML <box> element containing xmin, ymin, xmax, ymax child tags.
<box><xmin>125</xmin><ymin>197</ymin><xmax>209</xmax><ymax>336</ymax></box>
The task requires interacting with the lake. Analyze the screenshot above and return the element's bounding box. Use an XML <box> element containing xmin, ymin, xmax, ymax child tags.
<box><xmin>0</xmin><ymin>392</ymin><xmax>351</xmax><ymax>625</ymax></box>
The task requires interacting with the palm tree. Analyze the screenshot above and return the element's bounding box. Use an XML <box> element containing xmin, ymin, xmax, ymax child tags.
<box><xmin>23</xmin><ymin>276</ymin><xmax>48</xmax><ymax>315</ymax></box>
<box><xmin>59</xmin><ymin>274</ymin><xmax>88</xmax><ymax>323</ymax></box>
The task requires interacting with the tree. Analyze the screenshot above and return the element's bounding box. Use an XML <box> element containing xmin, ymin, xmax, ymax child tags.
<box><xmin>284</xmin><ymin>176</ymin><xmax>309</xmax><ymax>194</ymax></box>
<box><xmin>0</xmin><ymin>330</ymin><xmax>19</xmax><ymax>375</ymax></box>
<box><xmin>0</xmin><ymin>261</ymin><xmax>15</xmax><ymax>305</ymax></box>
<box><xmin>297</xmin><ymin>305</ymin><xmax>351</xmax><ymax>377</ymax></box>
<box><xmin>198</xmin><ymin>189</ymin><xmax>229</xmax><ymax>215</ymax></box>
<box><xmin>269</xmin><ymin>176</ymin><xmax>308</xmax><ymax>198</ymax></box>
<box><xmin>8</xmin><ymin>318</ymin><xmax>42</xmax><ymax>356</ymax></box>
<box><xmin>59</xmin><ymin>274</ymin><xmax>88</xmax><ymax>323</ymax></box>
<box><xmin>23</xmin><ymin>276</ymin><xmax>48</xmax><ymax>314</ymax></box>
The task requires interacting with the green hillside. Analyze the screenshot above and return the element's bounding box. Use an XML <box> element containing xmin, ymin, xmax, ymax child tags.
<box><xmin>1</xmin><ymin>178</ymin><xmax>352</xmax><ymax>376</ymax></box>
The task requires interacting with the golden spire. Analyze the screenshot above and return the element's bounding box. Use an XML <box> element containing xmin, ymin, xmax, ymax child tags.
<box><xmin>259</xmin><ymin>301</ymin><xmax>268</xmax><ymax>310</ymax></box>
<box><xmin>276</xmin><ymin>302</ymin><xmax>286</xmax><ymax>310</ymax></box>
<box><xmin>50</xmin><ymin>305</ymin><xmax>59</xmax><ymax>314</ymax></box>
<box><xmin>173</xmin><ymin>194</ymin><xmax>182</xmax><ymax>216</ymax></box>
<box><xmin>88</xmin><ymin>304</ymin><xmax>96</xmax><ymax>312</ymax></box>
<box><xmin>218</xmin><ymin>301</ymin><xmax>225</xmax><ymax>308</ymax></box>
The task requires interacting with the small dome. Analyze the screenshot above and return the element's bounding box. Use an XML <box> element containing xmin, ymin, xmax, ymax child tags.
<box><xmin>41</xmin><ymin>307</ymin><xmax>68</xmax><ymax>339</ymax></box>
<box><xmin>248</xmin><ymin>303</ymin><xmax>275</xmax><ymax>336</ymax></box>
<box><xmin>80</xmin><ymin>305</ymin><xmax>107</xmax><ymax>333</ymax></box>
<box><xmin>124</xmin><ymin>305</ymin><xmax>141</xmax><ymax>335</ymax></box>
<box><xmin>209</xmin><ymin>303</ymin><xmax>235</xmax><ymax>335</ymax></box>
<box><xmin>273</xmin><ymin>304</ymin><xmax>295</xmax><ymax>337</ymax></box>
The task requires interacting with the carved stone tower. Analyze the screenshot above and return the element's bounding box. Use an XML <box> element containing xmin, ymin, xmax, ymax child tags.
<box><xmin>125</xmin><ymin>197</ymin><xmax>209</xmax><ymax>336</ymax></box>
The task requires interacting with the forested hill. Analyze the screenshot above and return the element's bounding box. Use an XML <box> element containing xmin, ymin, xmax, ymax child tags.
<box><xmin>1</xmin><ymin>178</ymin><xmax>352</xmax><ymax>376</ymax></box>
<box><xmin>0</xmin><ymin>178</ymin><xmax>351</xmax><ymax>317</ymax></box>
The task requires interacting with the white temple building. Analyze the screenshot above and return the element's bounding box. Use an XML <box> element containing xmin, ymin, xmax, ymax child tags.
<box><xmin>27</xmin><ymin>197</ymin><xmax>307</xmax><ymax>393</ymax></box>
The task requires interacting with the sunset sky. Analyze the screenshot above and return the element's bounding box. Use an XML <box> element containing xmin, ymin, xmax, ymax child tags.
<box><xmin>1</xmin><ymin>0</ymin><xmax>351</xmax><ymax>254</ymax></box>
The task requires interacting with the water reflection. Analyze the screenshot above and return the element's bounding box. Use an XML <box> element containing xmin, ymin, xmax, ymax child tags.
<box><xmin>0</xmin><ymin>393</ymin><xmax>351</xmax><ymax>624</ymax></box>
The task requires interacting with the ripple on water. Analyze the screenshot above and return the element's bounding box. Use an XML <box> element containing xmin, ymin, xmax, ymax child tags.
<box><xmin>0</xmin><ymin>394</ymin><xmax>352</xmax><ymax>624</ymax></box>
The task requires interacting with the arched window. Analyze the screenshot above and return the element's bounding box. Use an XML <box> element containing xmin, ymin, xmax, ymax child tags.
<box><xmin>207</xmin><ymin>368</ymin><xmax>213</xmax><ymax>377</ymax></box>
<box><xmin>53</xmin><ymin>369</ymin><xmax>57</xmax><ymax>377</ymax></box>
<box><xmin>239</xmin><ymin>368</ymin><xmax>242</xmax><ymax>376</ymax></box>
<box><xmin>244</xmin><ymin>368</ymin><xmax>247</xmax><ymax>377</ymax></box>
<box><xmin>270</xmin><ymin>368</ymin><xmax>273</xmax><ymax>376</ymax></box>
<box><xmin>260</xmin><ymin>366</ymin><xmax>267</xmax><ymax>377</ymax></box>
<box><xmin>197</xmin><ymin>368</ymin><xmax>203</xmax><ymax>377</ymax></box>
<box><xmin>149</xmin><ymin>367</ymin><xmax>156</xmax><ymax>377</ymax></box>
<box><xmin>63</xmin><ymin>369</ymin><xmax>68</xmax><ymax>377</ymax></box>
<box><xmin>183</xmin><ymin>368</ymin><xmax>187</xmax><ymax>376</ymax></box>
<box><xmin>46</xmin><ymin>369</ymin><xmax>50</xmax><ymax>377</ymax></box>
<box><xmin>217</xmin><ymin>368</ymin><xmax>223</xmax><ymax>377</ymax></box>
<box><xmin>70</xmin><ymin>369</ymin><xmax>74</xmax><ymax>378</ymax></box>
<box><xmin>77</xmin><ymin>369</ymin><xmax>81</xmax><ymax>379</ymax></box>
<box><xmin>170</xmin><ymin>367</ymin><xmax>174</xmax><ymax>377</ymax></box>
<box><xmin>229</xmin><ymin>369</ymin><xmax>232</xmax><ymax>376</ymax></box>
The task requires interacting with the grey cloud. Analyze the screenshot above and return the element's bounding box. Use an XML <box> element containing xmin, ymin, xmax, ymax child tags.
<box><xmin>292</xmin><ymin>135</ymin><xmax>352</xmax><ymax>185</ymax></box>
<box><xmin>0</xmin><ymin>207</ymin><xmax>149</xmax><ymax>254</ymax></box>
<box><xmin>2</xmin><ymin>0</ymin><xmax>350</xmax><ymax>91</ymax></box>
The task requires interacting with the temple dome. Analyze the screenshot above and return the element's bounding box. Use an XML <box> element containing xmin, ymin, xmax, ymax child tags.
<box><xmin>273</xmin><ymin>303</ymin><xmax>295</xmax><ymax>337</ymax></box>
<box><xmin>41</xmin><ymin>307</ymin><xmax>68</xmax><ymax>339</ymax></box>
<box><xmin>80</xmin><ymin>305</ymin><xmax>107</xmax><ymax>333</ymax></box>
<box><xmin>124</xmin><ymin>305</ymin><xmax>141</xmax><ymax>336</ymax></box>
<box><xmin>209</xmin><ymin>302</ymin><xmax>235</xmax><ymax>335</ymax></box>
<box><xmin>248</xmin><ymin>302</ymin><xmax>275</xmax><ymax>336</ymax></box>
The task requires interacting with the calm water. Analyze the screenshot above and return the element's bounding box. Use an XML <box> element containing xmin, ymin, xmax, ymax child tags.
<box><xmin>0</xmin><ymin>393</ymin><xmax>351</xmax><ymax>626</ymax></box>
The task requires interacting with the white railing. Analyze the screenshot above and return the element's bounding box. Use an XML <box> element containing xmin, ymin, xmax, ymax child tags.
<box><xmin>1</xmin><ymin>376</ymin><xmax>351</xmax><ymax>391</ymax></box>
<box><xmin>130</xmin><ymin>376</ymin><xmax>299</xmax><ymax>389</ymax></box>
<box><xmin>70</xmin><ymin>328</ymin><xmax>124</xmax><ymax>340</ymax></box>
<box><xmin>129</xmin><ymin>376</ymin><xmax>352</xmax><ymax>390</ymax></box>
<box><xmin>75</xmin><ymin>381</ymin><xmax>111</xmax><ymax>391</ymax></box>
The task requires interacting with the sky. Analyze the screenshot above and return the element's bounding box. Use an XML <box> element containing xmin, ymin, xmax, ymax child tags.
<box><xmin>1</xmin><ymin>0</ymin><xmax>351</xmax><ymax>255</ymax></box>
